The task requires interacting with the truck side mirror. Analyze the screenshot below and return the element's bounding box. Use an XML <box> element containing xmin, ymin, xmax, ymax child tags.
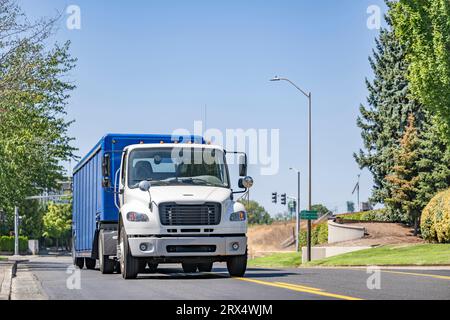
<box><xmin>238</xmin><ymin>176</ymin><xmax>254</xmax><ymax>189</ymax></box>
<box><xmin>102</xmin><ymin>153</ymin><xmax>111</xmax><ymax>177</ymax></box>
<box><xmin>139</xmin><ymin>180</ymin><xmax>151</xmax><ymax>192</ymax></box>
<box><xmin>239</xmin><ymin>154</ymin><xmax>248</xmax><ymax>177</ymax></box>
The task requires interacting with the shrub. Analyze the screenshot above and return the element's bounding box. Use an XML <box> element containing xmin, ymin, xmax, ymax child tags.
<box><xmin>0</xmin><ymin>236</ymin><xmax>28</xmax><ymax>253</ymax></box>
<box><xmin>421</xmin><ymin>189</ymin><xmax>450</xmax><ymax>243</ymax></box>
<box><xmin>337</xmin><ymin>209</ymin><xmax>393</xmax><ymax>222</ymax></box>
<box><xmin>299</xmin><ymin>222</ymin><xmax>328</xmax><ymax>247</ymax></box>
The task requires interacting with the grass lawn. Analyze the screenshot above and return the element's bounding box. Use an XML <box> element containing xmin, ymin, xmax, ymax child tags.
<box><xmin>248</xmin><ymin>252</ymin><xmax>301</xmax><ymax>268</ymax></box>
<box><xmin>247</xmin><ymin>244</ymin><xmax>450</xmax><ymax>268</ymax></box>
<box><xmin>0</xmin><ymin>256</ymin><xmax>6</xmax><ymax>261</ymax></box>
<box><xmin>307</xmin><ymin>244</ymin><xmax>450</xmax><ymax>266</ymax></box>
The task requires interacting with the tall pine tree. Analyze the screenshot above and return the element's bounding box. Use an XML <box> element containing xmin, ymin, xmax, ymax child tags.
<box><xmin>355</xmin><ymin>7</ymin><xmax>450</xmax><ymax>221</ymax></box>
<box><xmin>385</xmin><ymin>114</ymin><xmax>421</xmax><ymax>234</ymax></box>
<box><xmin>355</xmin><ymin>19</ymin><xmax>425</xmax><ymax>219</ymax></box>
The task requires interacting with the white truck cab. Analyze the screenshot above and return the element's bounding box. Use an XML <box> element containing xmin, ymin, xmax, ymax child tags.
<box><xmin>113</xmin><ymin>143</ymin><xmax>253</xmax><ymax>279</ymax></box>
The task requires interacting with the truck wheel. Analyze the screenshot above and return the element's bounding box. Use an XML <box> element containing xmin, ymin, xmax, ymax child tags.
<box><xmin>148</xmin><ymin>263</ymin><xmax>158</xmax><ymax>273</ymax></box>
<box><xmin>119</xmin><ymin>226</ymin><xmax>139</xmax><ymax>279</ymax></box>
<box><xmin>74</xmin><ymin>257</ymin><xmax>84</xmax><ymax>269</ymax></box>
<box><xmin>182</xmin><ymin>263</ymin><xmax>198</xmax><ymax>273</ymax></box>
<box><xmin>85</xmin><ymin>258</ymin><xmax>96</xmax><ymax>270</ymax></box>
<box><xmin>99</xmin><ymin>230</ymin><xmax>115</xmax><ymax>274</ymax></box>
<box><xmin>198</xmin><ymin>262</ymin><xmax>213</xmax><ymax>272</ymax></box>
<box><xmin>227</xmin><ymin>252</ymin><xmax>247</xmax><ymax>277</ymax></box>
<box><xmin>138</xmin><ymin>260</ymin><xmax>147</xmax><ymax>273</ymax></box>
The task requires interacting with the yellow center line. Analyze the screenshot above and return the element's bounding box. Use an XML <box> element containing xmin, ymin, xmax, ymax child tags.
<box><xmin>234</xmin><ymin>277</ymin><xmax>363</xmax><ymax>301</ymax></box>
<box><xmin>381</xmin><ymin>270</ymin><xmax>450</xmax><ymax>281</ymax></box>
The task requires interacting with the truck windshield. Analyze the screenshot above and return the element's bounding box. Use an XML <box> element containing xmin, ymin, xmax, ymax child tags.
<box><xmin>127</xmin><ymin>147</ymin><xmax>229</xmax><ymax>188</ymax></box>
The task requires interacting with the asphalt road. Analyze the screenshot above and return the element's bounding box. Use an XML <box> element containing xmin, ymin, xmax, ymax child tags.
<box><xmin>13</xmin><ymin>255</ymin><xmax>450</xmax><ymax>300</ymax></box>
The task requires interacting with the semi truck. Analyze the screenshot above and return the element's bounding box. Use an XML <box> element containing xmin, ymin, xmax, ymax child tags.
<box><xmin>72</xmin><ymin>134</ymin><xmax>253</xmax><ymax>279</ymax></box>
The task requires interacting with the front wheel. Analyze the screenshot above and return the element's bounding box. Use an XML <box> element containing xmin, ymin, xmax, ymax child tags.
<box><xmin>119</xmin><ymin>226</ymin><xmax>139</xmax><ymax>279</ymax></box>
<box><xmin>227</xmin><ymin>253</ymin><xmax>247</xmax><ymax>277</ymax></box>
<box><xmin>99</xmin><ymin>230</ymin><xmax>115</xmax><ymax>274</ymax></box>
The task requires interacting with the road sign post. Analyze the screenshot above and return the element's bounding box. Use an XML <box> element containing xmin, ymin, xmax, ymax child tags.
<box><xmin>300</xmin><ymin>210</ymin><xmax>318</xmax><ymax>259</ymax></box>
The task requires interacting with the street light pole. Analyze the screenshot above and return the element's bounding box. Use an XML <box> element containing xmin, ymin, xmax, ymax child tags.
<box><xmin>271</xmin><ymin>76</ymin><xmax>313</xmax><ymax>262</ymax></box>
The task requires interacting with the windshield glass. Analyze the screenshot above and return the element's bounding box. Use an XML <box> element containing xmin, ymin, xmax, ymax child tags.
<box><xmin>127</xmin><ymin>147</ymin><xmax>229</xmax><ymax>188</ymax></box>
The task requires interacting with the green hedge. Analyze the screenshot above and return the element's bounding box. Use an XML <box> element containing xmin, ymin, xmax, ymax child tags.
<box><xmin>299</xmin><ymin>222</ymin><xmax>328</xmax><ymax>247</ymax></box>
<box><xmin>421</xmin><ymin>189</ymin><xmax>450</xmax><ymax>243</ymax></box>
<box><xmin>336</xmin><ymin>209</ymin><xmax>391</xmax><ymax>222</ymax></box>
<box><xmin>0</xmin><ymin>236</ymin><xmax>28</xmax><ymax>253</ymax></box>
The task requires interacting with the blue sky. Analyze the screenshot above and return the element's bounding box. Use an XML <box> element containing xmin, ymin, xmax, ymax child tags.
<box><xmin>21</xmin><ymin>0</ymin><xmax>388</xmax><ymax>215</ymax></box>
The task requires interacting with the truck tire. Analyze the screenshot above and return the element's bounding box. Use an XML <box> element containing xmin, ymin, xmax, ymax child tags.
<box><xmin>138</xmin><ymin>260</ymin><xmax>147</xmax><ymax>273</ymax></box>
<box><xmin>74</xmin><ymin>257</ymin><xmax>84</xmax><ymax>269</ymax></box>
<box><xmin>119</xmin><ymin>226</ymin><xmax>139</xmax><ymax>279</ymax></box>
<box><xmin>182</xmin><ymin>263</ymin><xmax>198</xmax><ymax>273</ymax></box>
<box><xmin>227</xmin><ymin>252</ymin><xmax>247</xmax><ymax>277</ymax></box>
<box><xmin>85</xmin><ymin>258</ymin><xmax>96</xmax><ymax>270</ymax></box>
<box><xmin>198</xmin><ymin>262</ymin><xmax>213</xmax><ymax>272</ymax></box>
<box><xmin>99</xmin><ymin>230</ymin><xmax>115</xmax><ymax>274</ymax></box>
<box><xmin>148</xmin><ymin>263</ymin><xmax>158</xmax><ymax>273</ymax></box>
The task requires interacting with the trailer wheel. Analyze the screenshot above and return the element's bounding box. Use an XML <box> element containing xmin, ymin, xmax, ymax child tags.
<box><xmin>85</xmin><ymin>258</ymin><xmax>96</xmax><ymax>270</ymax></box>
<box><xmin>74</xmin><ymin>257</ymin><xmax>84</xmax><ymax>269</ymax></box>
<box><xmin>99</xmin><ymin>230</ymin><xmax>115</xmax><ymax>274</ymax></box>
<box><xmin>182</xmin><ymin>263</ymin><xmax>198</xmax><ymax>273</ymax></box>
<box><xmin>119</xmin><ymin>226</ymin><xmax>139</xmax><ymax>279</ymax></box>
<box><xmin>227</xmin><ymin>252</ymin><xmax>247</xmax><ymax>277</ymax></box>
<box><xmin>72</xmin><ymin>238</ymin><xmax>84</xmax><ymax>269</ymax></box>
<box><xmin>198</xmin><ymin>262</ymin><xmax>213</xmax><ymax>272</ymax></box>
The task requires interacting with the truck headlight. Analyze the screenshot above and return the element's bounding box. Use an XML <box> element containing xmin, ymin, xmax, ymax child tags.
<box><xmin>126</xmin><ymin>212</ymin><xmax>149</xmax><ymax>222</ymax></box>
<box><xmin>230</xmin><ymin>211</ymin><xmax>246</xmax><ymax>221</ymax></box>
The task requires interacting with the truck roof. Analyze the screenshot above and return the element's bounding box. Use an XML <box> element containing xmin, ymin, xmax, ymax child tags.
<box><xmin>73</xmin><ymin>133</ymin><xmax>204</xmax><ymax>174</ymax></box>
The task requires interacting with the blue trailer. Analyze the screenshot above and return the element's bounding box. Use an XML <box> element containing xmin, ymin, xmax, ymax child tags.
<box><xmin>72</xmin><ymin>133</ymin><xmax>204</xmax><ymax>268</ymax></box>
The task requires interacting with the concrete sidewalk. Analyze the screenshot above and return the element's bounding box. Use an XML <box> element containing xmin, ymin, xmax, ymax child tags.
<box><xmin>0</xmin><ymin>262</ymin><xmax>14</xmax><ymax>300</ymax></box>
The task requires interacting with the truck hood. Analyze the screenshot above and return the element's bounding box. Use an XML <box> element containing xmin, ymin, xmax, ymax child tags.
<box><xmin>149</xmin><ymin>186</ymin><xmax>232</xmax><ymax>205</ymax></box>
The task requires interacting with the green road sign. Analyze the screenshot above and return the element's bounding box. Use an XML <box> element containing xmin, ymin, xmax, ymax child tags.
<box><xmin>300</xmin><ymin>210</ymin><xmax>318</xmax><ymax>220</ymax></box>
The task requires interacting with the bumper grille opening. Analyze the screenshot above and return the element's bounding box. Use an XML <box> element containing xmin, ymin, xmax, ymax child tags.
<box><xmin>166</xmin><ymin>245</ymin><xmax>217</xmax><ymax>253</ymax></box>
<box><xmin>159</xmin><ymin>203</ymin><xmax>221</xmax><ymax>226</ymax></box>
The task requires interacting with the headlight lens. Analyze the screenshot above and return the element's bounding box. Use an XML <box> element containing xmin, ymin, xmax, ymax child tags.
<box><xmin>230</xmin><ymin>211</ymin><xmax>246</xmax><ymax>221</ymax></box>
<box><xmin>126</xmin><ymin>212</ymin><xmax>149</xmax><ymax>222</ymax></box>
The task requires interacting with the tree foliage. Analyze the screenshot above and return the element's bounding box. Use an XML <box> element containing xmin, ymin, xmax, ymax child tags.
<box><xmin>385</xmin><ymin>114</ymin><xmax>422</xmax><ymax>233</ymax></box>
<box><xmin>355</xmin><ymin>10</ymin><xmax>449</xmax><ymax>223</ymax></box>
<box><xmin>355</xmin><ymin>19</ymin><xmax>426</xmax><ymax>207</ymax></box>
<box><xmin>391</xmin><ymin>0</ymin><xmax>450</xmax><ymax>139</ymax></box>
<box><xmin>42</xmin><ymin>202</ymin><xmax>72</xmax><ymax>247</ymax></box>
<box><xmin>0</xmin><ymin>0</ymin><xmax>76</xmax><ymax>216</ymax></box>
<box><xmin>240</xmin><ymin>200</ymin><xmax>273</xmax><ymax>225</ymax></box>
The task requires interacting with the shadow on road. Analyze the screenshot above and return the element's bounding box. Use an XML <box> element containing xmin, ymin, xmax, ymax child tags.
<box><xmin>135</xmin><ymin>266</ymin><xmax>298</xmax><ymax>280</ymax></box>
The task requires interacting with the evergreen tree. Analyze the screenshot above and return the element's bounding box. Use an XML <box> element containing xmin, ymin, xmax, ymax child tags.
<box><xmin>385</xmin><ymin>114</ymin><xmax>422</xmax><ymax>234</ymax></box>
<box><xmin>355</xmin><ymin>19</ymin><xmax>425</xmax><ymax>218</ymax></box>
<box><xmin>355</xmin><ymin>6</ymin><xmax>450</xmax><ymax>223</ymax></box>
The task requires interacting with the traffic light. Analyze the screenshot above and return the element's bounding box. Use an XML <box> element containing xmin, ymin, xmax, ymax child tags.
<box><xmin>272</xmin><ymin>192</ymin><xmax>277</xmax><ymax>204</ymax></box>
<box><xmin>281</xmin><ymin>194</ymin><xmax>287</xmax><ymax>205</ymax></box>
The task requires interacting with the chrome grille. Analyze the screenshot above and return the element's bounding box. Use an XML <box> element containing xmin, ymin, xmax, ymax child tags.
<box><xmin>159</xmin><ymin>203</ymin><xmax>221</xmax><ymax>226</ymax></box>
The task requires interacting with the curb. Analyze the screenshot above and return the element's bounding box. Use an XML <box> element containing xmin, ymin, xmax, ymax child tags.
<box><xmin>0</xmin><ymin>261</ymin><xmax>17</xmax><ymax>300</ymax></box>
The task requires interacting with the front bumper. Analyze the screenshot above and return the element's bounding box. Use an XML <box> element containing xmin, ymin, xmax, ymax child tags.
<box><xmin>128</xmin><ymin>236</ymin><xmax>247</xmax><ymax>257</ymax></box>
